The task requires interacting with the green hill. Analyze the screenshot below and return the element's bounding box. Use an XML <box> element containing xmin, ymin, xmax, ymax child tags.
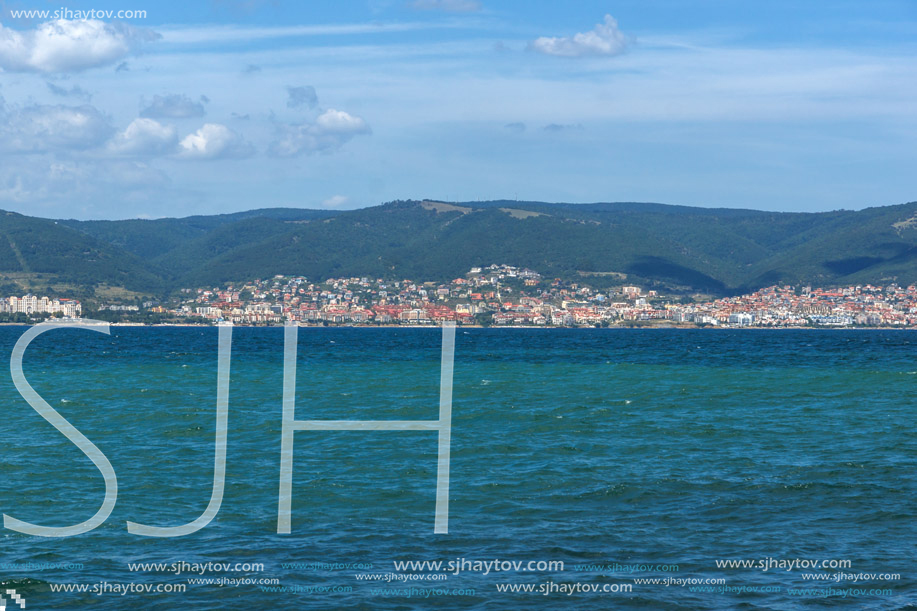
<box><xmin>156</xmin><ymin>199</ymin><xmax>917</xmax><ymax>294</ymax></box>
<box><xmin>59</xmin><ymin>208</ymin><xmax>336</xmax><ymax>261</ymax></box>
<box><xmin>7</xmin><ymin>199</ymin><xmax>917</xmax><ymax>299</ymax></box>
<box><xmin>0</xmin><ymin>210</ymin><xmax>164</xmax><ymax>297</ymax></box>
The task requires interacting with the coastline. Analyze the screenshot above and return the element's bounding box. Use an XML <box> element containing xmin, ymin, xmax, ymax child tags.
<box><xmin>1</xmin><ymin>322</ymin><xmax>911</xmax><ymax>330</ymax></box>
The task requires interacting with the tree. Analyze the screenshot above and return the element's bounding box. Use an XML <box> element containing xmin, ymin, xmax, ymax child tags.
<box><xmin>474</xmin><ymin>312</ymin><xmax>493</xmax><ymax>327</ymax></box>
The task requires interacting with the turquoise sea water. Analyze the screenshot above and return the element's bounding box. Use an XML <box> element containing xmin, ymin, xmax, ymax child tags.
<box><xmin>1</xmin><ymin>327</ymin><xmax>915</xmax><ymax>609</ymax></box>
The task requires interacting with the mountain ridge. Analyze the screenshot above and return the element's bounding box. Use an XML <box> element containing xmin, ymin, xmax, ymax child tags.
<box><xmin>2</xmin><ymin>199</ymin><xmax>917</xmax><ymax>300</ymax></box>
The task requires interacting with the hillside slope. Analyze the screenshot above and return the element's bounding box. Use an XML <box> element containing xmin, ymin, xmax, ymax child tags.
<box><xmin>7</xmin><ymin>199</ymin><xmax>917</xmax><ymax>298</ymax></box>
<box><xmin>0</xmin><ymin>211</ymin><xmax>164</xmax><ymax>295</ymax></box>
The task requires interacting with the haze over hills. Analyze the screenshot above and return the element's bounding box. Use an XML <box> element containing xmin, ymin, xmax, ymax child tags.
<box><xmin>3</xmin><ymin>199</ymin><xmax>917</xmax><ymax>301</ymax></box>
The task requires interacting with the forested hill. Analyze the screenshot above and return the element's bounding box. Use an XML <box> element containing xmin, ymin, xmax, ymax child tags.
<box><xmin>3</xmin><ymin>199</ymin><xmax>917</xmax><ymax>299</ymax></box>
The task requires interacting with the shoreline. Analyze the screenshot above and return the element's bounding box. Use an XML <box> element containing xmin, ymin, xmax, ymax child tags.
<box><xmin>1</xmin><ymin>322</ymin><xmax>913</xmax><ymax>330</ymax></box>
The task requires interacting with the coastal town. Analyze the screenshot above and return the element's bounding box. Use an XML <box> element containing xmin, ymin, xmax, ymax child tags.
<box><xmin>7</xmin><ymin>264</ymin><xmax>917</xmax><ymax>328</ymax></box>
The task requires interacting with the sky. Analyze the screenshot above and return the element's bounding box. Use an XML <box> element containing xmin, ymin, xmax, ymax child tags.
<box><xmin>0</xmin><ymin>0</ymin><xmax>915</xmax><ymax>219</ymax></box>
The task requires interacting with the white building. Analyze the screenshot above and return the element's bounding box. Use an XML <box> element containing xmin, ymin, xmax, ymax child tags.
<box><xmin>3</xmin><ymin>295</ymin><xmax>81</xmax><ymax>317</ymax></box>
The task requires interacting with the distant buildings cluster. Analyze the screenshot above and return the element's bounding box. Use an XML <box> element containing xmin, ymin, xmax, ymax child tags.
<box><xmin>680</xmin><ymin>284</ymin><xmax>917</xmax><ymax>327</ymax></box>
<box><xmin>0</xmin><ymin>295</ymin><xmax>81</xmax><ymax>317</ymax></box>
<box><xmin>173</xmin><ymin>264</ymin><xmax>541</xmax><ymax>325</ymax></box>
<box><xmin>19</xmin><ymin>265</ymin><xmax>917</xmax><ymax>328</ymax></box>
<box><xmin>155</xmin><ymin>265</ymin><xmax>917</xmax><ymax>328</ymax></box>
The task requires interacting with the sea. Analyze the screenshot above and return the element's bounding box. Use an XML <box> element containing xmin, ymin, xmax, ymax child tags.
<box><xmin>0</xmin><ymin>326</ymin><xmax>915</xmax><ymax>610</ymax></box>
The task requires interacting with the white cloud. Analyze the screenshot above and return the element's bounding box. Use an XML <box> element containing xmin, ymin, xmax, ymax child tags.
<box><xmin>315</xmin><ymin>109</ymin><xmax>370</xmax><ymax>133</ymax></box>
<box><xmin>0</xmin><ymin>19</ymin><xmax>159</xmax><ymax>73</ymax></box>
<box><xmin>141</xmin><ymin>93</ymin><xmax>207</xmax><ymax>119</ymax></box>
<box><xmin>269</xmin><ymin>109</ymin><xmax>371</xmax><ymax>157</ymax></box>
<box><xmin>0</xmin><ymin>102</ymin><xmax>113</xmax><ymax>152</ymax></box>
<box><xmin>410</xmin><ymin>0</ymin><xmax>481</xmax><ymax>12</ymax></box>
<box><xmin>530</xmin><ymin>15</ymin><xmax>627</xmax><ymax>58</ymax></box>
<box><xmin>178</xmin><ymin>123</ymin><xmax>254</xmax><ymax>160</ymax></box>
<box><xmin>321</xmin><ymin>194</ymin><xmax>349</xmax><ymax>208</ymax></box>
<box><xmin>109</xmin><ymin>118</ymin><xmax>178</xmax><ymax>155</ymax></box>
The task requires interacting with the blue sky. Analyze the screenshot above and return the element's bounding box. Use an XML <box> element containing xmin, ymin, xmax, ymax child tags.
<box><xmin>0</xmin><ymin>0</ymin><xmax>915</xmax><ymax>219</ymax></box>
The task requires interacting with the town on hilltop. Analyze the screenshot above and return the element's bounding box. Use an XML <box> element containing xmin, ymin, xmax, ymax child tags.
<box><xmin>6</xmin><ymin>264</ymin><xmax>917</xmax><ymax>327</ymax></box>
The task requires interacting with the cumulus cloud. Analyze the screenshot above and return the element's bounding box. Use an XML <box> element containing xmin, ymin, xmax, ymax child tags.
<box><xmin>287</xmin><ymin>85</ymin><xmax>318</xmax><ymax>109</ymax></box>
<box><xmin>504</xmin><ymin>122</ymin><xmax>526</xmax><ymax>133</ymax></box>
<box><xmin>0</xmin><ymin>19</ymin><xmax>159</xmax><ymax>73</ymax></box>
<box><xmin>109</xmin><ymin>118</ymin><xmax>178</xmax><ymax>155</ymax></box>
<box><xmin>530</xmin><ymin>15</ymin><xmax>627</xmax><ymax>58</ymax></box>
<box><xmin>140</xmin><ymin>94</ymin><xmax>206</xmax><ymax>119</ymax></box>
<box><xmin>410</xmin><ymin>0</ymin><xmax>481</xmax><ymax>11</ymax></box>
<box><xmin>178</xmin><ymin>123</ymin><xmax>254</xmax><ymax>160</ymax></box>
<box><xmin>269</xmin><ymin>109</ymin><xmax>371</xmax><ymax>157</ymax></box>
<box><xmin>315</xmin><ymin>109</ymin><xmax>370</xmax><ymax>133</ymax></box>
<box><xmin>46</xmin><ymin>81</ymin><xmax>92</xmax><ymax>101</ymax></box>
<box><xmin>0</xmin><ymin>102</ymin><xmax>113</xmax><ymax>152</ymax></box>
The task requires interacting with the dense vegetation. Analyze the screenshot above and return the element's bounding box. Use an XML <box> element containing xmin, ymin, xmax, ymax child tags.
<box><xmin>0</xmin><ymin>210</ymin><xmax>164</xmax><ymax>294</ymax></box>
<box><xmin>4</xmin><ymin>199</ymin><xmax>917</xmax><ymax>300</ymax></box>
